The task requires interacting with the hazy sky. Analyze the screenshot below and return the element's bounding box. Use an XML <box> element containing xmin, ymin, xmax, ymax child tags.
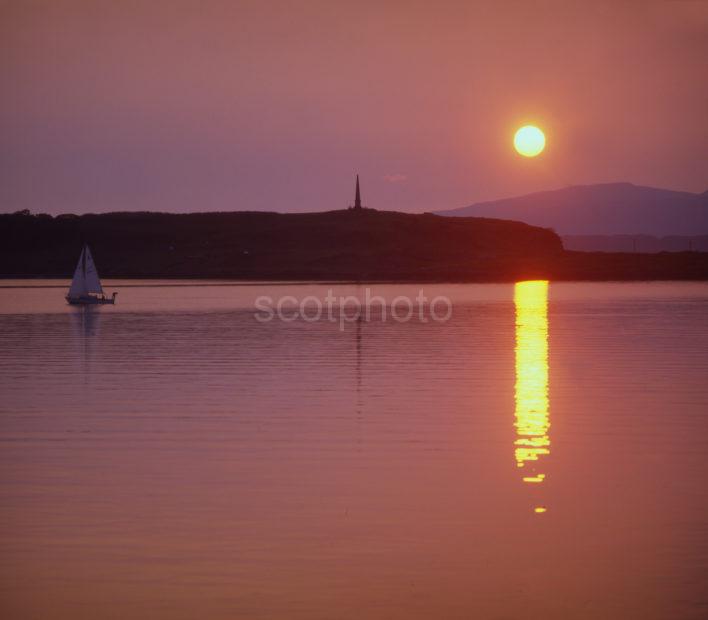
<box><xmin>2</xmin><ymin>0</ymin><xmax>707</xmax><ymax>214</ymax></box>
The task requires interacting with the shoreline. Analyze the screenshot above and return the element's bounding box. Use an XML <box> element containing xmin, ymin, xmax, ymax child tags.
<box><xmin>2</xmin><ymin>269</ymin><xmax>708</xmax><ymax>285</ymax></box>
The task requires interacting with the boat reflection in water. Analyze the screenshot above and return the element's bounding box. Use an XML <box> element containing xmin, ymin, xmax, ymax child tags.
<box><xmin>514</xmin><ymin>280</ymin><xmax>550</xmax><ymax>513</ymax></box>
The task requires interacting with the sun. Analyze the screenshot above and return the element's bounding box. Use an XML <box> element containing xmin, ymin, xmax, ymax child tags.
<box><xmin>514</xmin><ymin>125</ymin><xmax>546</xmax><ymax>157</ymax></box>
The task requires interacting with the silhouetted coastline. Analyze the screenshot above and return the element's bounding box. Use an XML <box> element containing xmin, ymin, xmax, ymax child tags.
<box><xmin>2</xmin><ymin>209</ymin><xmax>707</xmax><ymax>281</ymax></box>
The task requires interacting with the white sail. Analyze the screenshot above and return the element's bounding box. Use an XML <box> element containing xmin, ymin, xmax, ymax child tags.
<box><xmin>68</xmin><ymin>247</ymin><xmax>88</xmax><ymax>298</ymax></box>
<box><xmin>83</xmin><ymin>246</ymin><xmax>104</xmax><ymax>295</ymax></box>
<box><xmin>67</xmin><ymin>245</ymin><xmax>104</xmax><ymax>299</ymax></box>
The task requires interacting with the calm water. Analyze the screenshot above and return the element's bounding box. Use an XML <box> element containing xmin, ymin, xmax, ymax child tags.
<box><xmin>1</xmin><ymin>280</ymin><xmax>707</xmax><ymax>619</ymax></box>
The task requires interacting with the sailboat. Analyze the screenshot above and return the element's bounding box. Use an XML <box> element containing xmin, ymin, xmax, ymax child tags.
<box><xmin>66</xmin><ymin>245</ymin><xmax>117</xmax><ymax>305</ymax></box>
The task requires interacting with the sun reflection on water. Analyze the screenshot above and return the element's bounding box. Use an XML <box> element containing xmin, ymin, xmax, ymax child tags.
<box><xmin>514</xmin><ymin>281</ymin><xmax>550</xmax><ymax>510</ymax></box>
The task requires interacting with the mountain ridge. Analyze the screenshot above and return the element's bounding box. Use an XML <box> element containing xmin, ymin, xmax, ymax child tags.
<box><xmin>438</xmin><ymin>182</ymin><xmax>708</xmax><ymax>236</ymax></box>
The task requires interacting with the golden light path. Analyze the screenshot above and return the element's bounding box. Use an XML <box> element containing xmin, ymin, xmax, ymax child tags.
<box><xmin>514</xmin><ymin>281</ymin><xmax>550</xmax><ymax>511</ymax></box>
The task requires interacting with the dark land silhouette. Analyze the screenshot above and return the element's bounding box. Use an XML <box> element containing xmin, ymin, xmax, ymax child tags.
<box><xmin>564</xmin><ymin>234</ymin><xmax>708</xmax><ymax>253</ymax></box>
<box><xmin>2</xmin><ymin>208</ymin><xmax>708</xmax><ymax>281</ymax></box>
<box><xmin>439</xmin><ymin>183</ymin><xmax>708</xmax><ymax>241</ymax></box>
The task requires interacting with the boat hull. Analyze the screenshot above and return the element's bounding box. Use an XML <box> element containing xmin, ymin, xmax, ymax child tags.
<box><xmin>66</xmin><ymin>296</ymin><xmax>115</xmax><ymax>305</ymax></box>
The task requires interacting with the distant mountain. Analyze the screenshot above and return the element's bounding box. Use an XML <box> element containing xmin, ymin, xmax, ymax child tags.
<box><xmin>438</xmin><ymin>183</ymin><xmax>708</xmax><ymax>236</ymax></box>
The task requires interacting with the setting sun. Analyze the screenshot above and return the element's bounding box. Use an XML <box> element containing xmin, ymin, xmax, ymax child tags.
<box><xmin>514</xmin><ymin>125</ymin><xmax>546</xmax><ymax>157</ymax></box>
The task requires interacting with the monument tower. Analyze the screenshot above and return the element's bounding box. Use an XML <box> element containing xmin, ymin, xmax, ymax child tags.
<box><xmin>353</xmin><ymin>174</ymin><xmax>362</xmax><ymax>210</ymax></box>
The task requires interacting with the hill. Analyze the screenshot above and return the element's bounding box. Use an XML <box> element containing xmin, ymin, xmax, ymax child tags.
<box><xmin>0</xmin><ymin>209</ymin><xmax>562</xmax><ymax>281</ymax></box>
<box><xmin>2</xmin><ymin>208</ymin><xmax>707</xmax><ymax>282</ymax></box>
<box><xmin>438</xmin><ymin>183</ymin><xmax>708</xmax><ymax>236</ymax></box>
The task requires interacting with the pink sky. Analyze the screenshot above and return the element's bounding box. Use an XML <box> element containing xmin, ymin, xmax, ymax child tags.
<box><xmin>2</xmin><ymin>0</ymin><xmax>707</xmax><ymax>214</ymax></box>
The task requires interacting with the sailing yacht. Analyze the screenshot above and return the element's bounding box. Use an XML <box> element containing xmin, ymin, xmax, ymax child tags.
<box><xmin>66</xmin><ymin>245</ymin><xmax>117</xmax><ymax>305</ymax></box>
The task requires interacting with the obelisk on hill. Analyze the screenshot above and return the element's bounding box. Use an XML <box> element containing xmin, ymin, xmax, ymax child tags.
<box><xmin>353</xmin><ymin>175</ymin><xmax>362</xmax><ymax>210</ymax></box>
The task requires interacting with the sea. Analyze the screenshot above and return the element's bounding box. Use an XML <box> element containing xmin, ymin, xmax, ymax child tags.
<box><xmin>1</xmin><ymin>280</ymin><xmax>707</xmax><ymax>619</ymax></box>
